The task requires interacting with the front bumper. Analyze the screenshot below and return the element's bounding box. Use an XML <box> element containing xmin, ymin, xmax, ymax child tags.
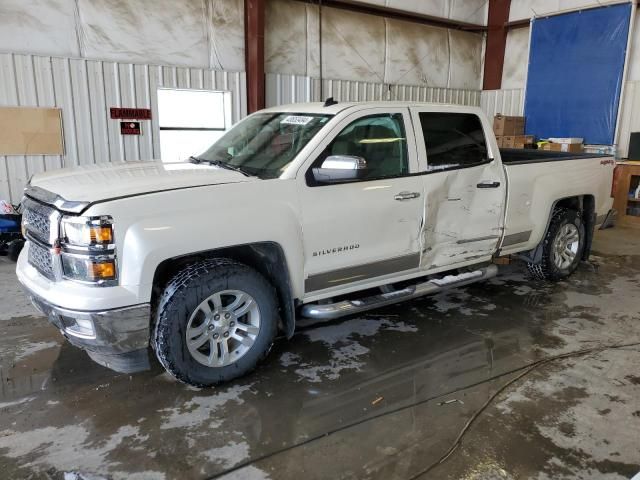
<box><xmin>27</xmin><ymin>290</ymin><xmax>152</xmax><ymax>373</ymax></box>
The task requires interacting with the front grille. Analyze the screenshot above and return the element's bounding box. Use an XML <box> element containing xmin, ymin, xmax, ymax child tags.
<box><xmin>22</xmin><ymin>197</ymin><xmax>60</xmax><ymax>280</ymax></box>
<box><xmin>28</xmin><ymin>241</ymin><xmax>55</xmax><ymax>280</ymax></box>
<box><xmin>22</xmin><ymin>198</ymin><xmax>57</xmax><ymax>244</ymax></box>
<box><xmin>23</xmin><ymin>207</ymin><xmax>50</xmax><ymax>239</ymax></box>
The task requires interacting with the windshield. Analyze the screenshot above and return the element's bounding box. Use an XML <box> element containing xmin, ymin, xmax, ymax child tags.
<box><xmin>197</xmin><ymin>112</ymin><xmax>332</xmax><ymax>179</ymax></box>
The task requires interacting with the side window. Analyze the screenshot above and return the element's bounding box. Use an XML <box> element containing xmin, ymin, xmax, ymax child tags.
<box><xmin>419</xmin><ymin>113</ymin><xmax>489</xmax><ymax>171</ymax></box>
<box><xmin>309</xmin><ymin>113</ymin><xmax>409</xmax><ymax>183</ymax></box>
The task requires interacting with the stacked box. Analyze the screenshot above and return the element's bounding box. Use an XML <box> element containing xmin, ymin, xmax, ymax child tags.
<box><xmin>514</xmin><ymin>135</ymin><xmax>535</xmax><ymax>149</ymax></box>
<box><xmin>498</xmin><ymin>135</ymin><xmax>534</xmax><ymax>149</ymax></box>
<box><xmin>542</xmin><ymin>142</ymin><xmax>584</xmax><ymax>153</ymax></box>
<box><xmin>502</xmin><ymin>136</ymin><xmax>515</xmax><ymax>148</ymax></box>
<box><xmin>494</xmin><ymin>114</ymin><xmax>532</xmax><ymax>148</ymax></box>
<box><xmin>493</xmin><ymin>114</ymin><xmax>525</xmax><ymax>136</ymax></box>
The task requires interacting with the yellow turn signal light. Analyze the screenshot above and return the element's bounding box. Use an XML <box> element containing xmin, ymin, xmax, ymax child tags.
<box><xmin>90</xmin><ymin>260</ymin><xmax>116</xmax><ymax>280</ymax></box>
<box><xmin>89</xmin><ymin>225</ymin><xmax>113</xmax><ymax>244</ymax></box>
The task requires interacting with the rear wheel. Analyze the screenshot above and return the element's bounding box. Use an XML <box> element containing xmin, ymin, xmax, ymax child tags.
<box><xmin>527</xmin><ymin>208</ymin><xmax>585</xmax><ymax>281</ymax></box>
<box><xmin>153</xmin><ymin>258</ymin><xmax>278</xmax><ymax>387</ymax></box>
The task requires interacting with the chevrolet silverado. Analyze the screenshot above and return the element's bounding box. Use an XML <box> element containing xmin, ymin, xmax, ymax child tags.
<box><xmin>17</xmin><ymin>101</ymin><xmax>615</xmax><ymax>386</ymax></box>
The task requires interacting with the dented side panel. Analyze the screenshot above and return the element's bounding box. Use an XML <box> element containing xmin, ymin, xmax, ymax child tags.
<box><xmin>409</xmin><ymin>105</ymin><xmax>507</xmax><ymax>271</ymax></box>
<box><xmin>418</xmin><ymin>163</ymin><xmax>506</xmax><ymax>270</ymax></box>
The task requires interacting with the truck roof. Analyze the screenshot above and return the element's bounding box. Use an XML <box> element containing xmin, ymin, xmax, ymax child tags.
<box><xmin>260</xmin><ymin>101</ymin><xmax>481</xmax><ymax>116</ymax></box>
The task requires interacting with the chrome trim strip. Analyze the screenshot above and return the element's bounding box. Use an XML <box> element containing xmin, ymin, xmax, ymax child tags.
<box><xmin>502</xmin><ymin>230</ymin><xmax>532</xmax><ymax>247</ymax></box>
<box><xmin>305</xmin><ymin>253</ymin><xmax>421</xmax><ymax>292</ymax></box>
<box><xmin>456</xmin><ymin>235</ymin><xmax>500</xmax><ymax>244</ymax></box>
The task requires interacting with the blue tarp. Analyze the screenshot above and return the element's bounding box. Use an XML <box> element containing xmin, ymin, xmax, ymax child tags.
<box><xmin>524</xmin><ymin>4</ymin><xmax>631</xmax><ymax>145</ymax></box>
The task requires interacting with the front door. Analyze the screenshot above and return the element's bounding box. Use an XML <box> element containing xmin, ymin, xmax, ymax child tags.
<box><xmin>409</xmin><ymin>108</ymin><xmax>506</xmax><ymax>270</ymax></box>
<box><xmin>298</xmin><ymin>108</ymin><xmax>425</xmax><ymax>298</ymax></box>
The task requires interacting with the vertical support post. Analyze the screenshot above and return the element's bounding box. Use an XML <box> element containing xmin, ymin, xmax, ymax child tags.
<box><xmin>614</xmin><ymin>1</ymin><xmax>637</xmax><ymax>157</ymax></box>
<box><xmin>245</xmin><ymin>0</ymin><xmax>265</xmax><ymax>113</ymax></box>
<box><xmin>319</xmin><ymin>0</ymin><xmax>323</xmax><ymax>100</ymax></box>
<box><xmin>483</xmin><ymin>0</ymin><xmax>511</xmax><ymax>90</ymax></box>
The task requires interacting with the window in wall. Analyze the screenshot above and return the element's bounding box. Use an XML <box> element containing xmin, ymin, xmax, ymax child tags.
<box><xmin>310</xmin><ymin>113</ymin><xmax>408</xmax><ymax>182</ymax></box>
<box><xmin>418</xmin><ymin>112</ymin><xmax>488</xmax><ymax>171</ymax></box>
<box><xmin>158</xmin><ymin>88</ymin><xmax>231</xmax><ymax>163</ymax></box>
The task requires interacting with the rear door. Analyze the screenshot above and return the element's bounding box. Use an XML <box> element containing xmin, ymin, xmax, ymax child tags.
<box><xmin>297</xmin><ymin>108</ymin><xmax>425</xmax><ymax>298</ymax></box>
<box><xmin>409</xmin><ymin>108</ymin><xmax>506</xmax><ymax>270</ymax></box>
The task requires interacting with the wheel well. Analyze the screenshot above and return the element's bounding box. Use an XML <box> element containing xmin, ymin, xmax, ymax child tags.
<box><xmin>518</xmin><ymin>195</ymin><xmax>596</xmax><ymax>264</ymax></box>
<box><xmin>151</xmin><ymin>242</ymin><xmax>296</xmax><ymax>338</ymax></box>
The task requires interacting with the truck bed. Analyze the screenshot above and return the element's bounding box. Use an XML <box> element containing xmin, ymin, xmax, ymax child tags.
<box><xmin>499</xmin><ymin>148</ymin><xmax>611</xmax><ymax>165</ymax></box>
<box><xmin>500</xmin><ymin>151</ymin><xmax>614</xmax><ymax>256</ymax></box>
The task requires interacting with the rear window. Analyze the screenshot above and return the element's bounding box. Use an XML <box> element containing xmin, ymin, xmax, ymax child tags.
<box><xmin>418</xmin><ymin>112</ymin><xmax>489</xmax><ymax>171</ymax></box>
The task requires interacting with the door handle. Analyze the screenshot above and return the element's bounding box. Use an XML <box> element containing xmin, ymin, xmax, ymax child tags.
<box><xmin>394</xmin><ymin>191</ymin><xmax>421</xmax><ymax>201</ymax></box>
<box><xmin>477</xmin><ymin>181</ymin><xmax>501</xmax><ymax>189</ymax></box>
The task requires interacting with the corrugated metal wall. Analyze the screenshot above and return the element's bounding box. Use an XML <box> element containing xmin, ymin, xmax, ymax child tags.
<box><xmin>266</xmin><ymin>0</ymin><xmax>485</xmax><ymax>89</ymax></box>
<box><xmin>480</xmin><ymin>89</ymin><xmax>526</xmax><ymax>119</ymax></box>
<box><xmin>0</xmin><ymin>53</ymin><xmax>246</xmax><ymax>202</ymax></box>
<box><xmin>266</xmin><ymin>73</ymin><xmax>482</xmax><ymax>108</ymax></box>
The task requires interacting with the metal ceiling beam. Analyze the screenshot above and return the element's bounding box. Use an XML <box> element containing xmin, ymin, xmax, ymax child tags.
<box><xmin>505</xmin><ymin>18</ymin><xmax>531</xmax><ymax>30</ymax></box>
<box><xmin>245</xmin><ymin>0</ymin><xmax>266</xmax><ymax>113</ymax></box>
<box><xmin>483</xmin><ymin>0</ymin><xmax>511</xmax><ymax>90</ymax></box>
<box><xmin>289</xmin><ymin>0</ymin><xmax>487</xmax><ymax>32</ymax></box>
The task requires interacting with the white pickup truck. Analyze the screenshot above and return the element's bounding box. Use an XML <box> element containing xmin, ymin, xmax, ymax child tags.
<box><xmin>17</xmin><ymin>101</ymin><xmax>615</xmax><ymax>386</ymax></box>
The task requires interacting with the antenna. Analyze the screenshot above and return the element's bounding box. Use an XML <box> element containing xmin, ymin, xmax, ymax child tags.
<box><xmin>324</xmin><ymin>97</ymin><xmax>338</xmax><ymax>107</ymax></box>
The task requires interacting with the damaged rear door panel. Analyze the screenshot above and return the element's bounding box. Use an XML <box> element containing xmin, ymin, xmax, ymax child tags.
<box><xmin>410</xmin><ymin>107</ymin><xmax>506</xmax><ymax>271</ymax></box>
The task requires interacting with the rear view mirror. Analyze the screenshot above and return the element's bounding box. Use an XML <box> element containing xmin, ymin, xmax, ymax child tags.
<box><xmin>312</xmin><ymin>155</ymin><xmax>367</xmax><ymax>184</ymax></box>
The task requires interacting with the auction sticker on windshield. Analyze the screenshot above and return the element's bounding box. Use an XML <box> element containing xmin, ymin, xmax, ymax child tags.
<box><xmin>281</xmin><ymin>115</ymin><xmax>314</xmax><ymax>125</ymax></box>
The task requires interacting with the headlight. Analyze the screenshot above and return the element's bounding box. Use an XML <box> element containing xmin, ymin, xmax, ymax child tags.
<box><xmin>61</xmin><ymin>254</ymin><xmax>117</xmax><ymax>282</ymax></box>
<box><xmin>60</xmin><ymin>215</ymin><xmax>117</xmax><ymax>285</ymax></box>
<box><xmin>61</xmin><ymin>216</ymin><xmax>114</xmax><ymax>247</ymax></box>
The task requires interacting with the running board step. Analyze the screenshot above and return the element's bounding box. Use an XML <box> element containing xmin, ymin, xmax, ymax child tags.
<box><xmin>300</xmin><ymin>264</ymin><xmax>498</xmax><ymax>321</ymax></box>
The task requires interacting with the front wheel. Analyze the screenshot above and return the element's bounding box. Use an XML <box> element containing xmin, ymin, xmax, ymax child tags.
<box><xmin>527</xmin><ymin>208</ymin><xmax>585</xmax><ymax>281</ymax></box>
<box><xmin>153</xmin><ymin>258</ymin><xmax>278</xmax><ymax>387</ymax></box>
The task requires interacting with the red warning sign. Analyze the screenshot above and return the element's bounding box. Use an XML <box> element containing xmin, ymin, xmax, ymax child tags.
<box><xmin>120</xmin><ymin>121</ymin><xmax>141</xmax><ymax>135</ymax></box>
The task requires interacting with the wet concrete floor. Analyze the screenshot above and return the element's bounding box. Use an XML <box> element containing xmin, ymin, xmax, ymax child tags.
<box><xmin>0</xmin><ymin>227</ymin><xmax>639</xmax><ymax>479</ymax></box>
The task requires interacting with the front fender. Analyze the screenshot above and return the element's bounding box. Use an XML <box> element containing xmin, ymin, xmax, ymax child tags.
<box><xmin>85</xmin><ymin>180</ymin><xmax>305</xmax><ymax>304</ymax></box>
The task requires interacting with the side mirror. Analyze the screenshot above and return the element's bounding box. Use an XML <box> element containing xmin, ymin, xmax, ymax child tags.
<box><xmin>312</xmin><ymin>155</ymin><xmax>367</xmax><ymax>184</ymax></box>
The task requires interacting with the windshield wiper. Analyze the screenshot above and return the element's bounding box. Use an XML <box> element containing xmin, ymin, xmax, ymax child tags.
<box><xmin>207</xmin><ymin>159</ymin><xmax>253</xmax><ymax>177</ymax></box>
<box><xmin>188</xmin><ymin>156</ymin><xmax>253</xmax><ymax>177</ymax></box>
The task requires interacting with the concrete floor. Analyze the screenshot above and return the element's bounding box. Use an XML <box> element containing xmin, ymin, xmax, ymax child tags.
<box><xmin>0</xmin><ymin>228</ymin><xmax>639</xmax><ymax>480</ymax></box>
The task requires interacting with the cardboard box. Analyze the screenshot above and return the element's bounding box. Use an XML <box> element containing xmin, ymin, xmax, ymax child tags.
<box><xmin>548</xmin><ymin>137</ymin><xmax>583</xmax><ymax>144</ymax></box>
<box><xmin>542</xmin><ymin>142</ymin><xmax>584</xmax><ymax>153</ymax></box>
<box><xmin>583</xmin><ymin>145</ymin><xmax>616</xmax><ymax>155</ymax></box>
<box><xmin>494</xmin><ymin>114</ymin><xmax>525</xmax><ymax>136</ymax></box>
<box><xmin>513</xmin><ymin>134</ymin><xmax>535</xmax><ymax>149</ymax></box>
<box><xmin>515</xmin><ymin>135</ymin><xmax>534</xmax><ymax>144</ymax></box>
<box><xmin>493</xmin><ymin>256</ymin><xmax>512</xmax><ymax>265</ymax></box>
<box><xmin>496</xmin><ymin>136</ymin><xmax>504</xmax><ymax>148</ymax></box>
<box><xmin>502</xmin><ymin>136</ymin><xmax>516</xmax><ymax>148</ymax></box>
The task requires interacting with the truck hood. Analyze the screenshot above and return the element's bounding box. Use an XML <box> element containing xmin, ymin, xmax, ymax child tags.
<box><xmin>28</xmin><ymin>161</ymin><xmax>254</xmax><ymax>210</ymax></box>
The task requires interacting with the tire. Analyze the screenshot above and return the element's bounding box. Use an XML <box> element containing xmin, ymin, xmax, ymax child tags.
<box><xmin>527</xmin><ymin>208</ymin><xmax>585</xmax><ymax>281</ymax></box>
<box><xmin>152</xmin><ymin>258</ymin><xmax>278</xmax><ymax>387</ymax></box>
<box><xmin>7</xmin><ymin>239</ymin><xmax>24</xmax><ymax>262</ymax></box>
